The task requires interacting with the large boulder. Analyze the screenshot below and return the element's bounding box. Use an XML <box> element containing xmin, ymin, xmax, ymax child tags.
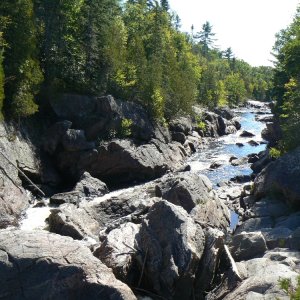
<box><xmin>229</xmin><ymin>232</ymin><xmax>267</xmax><ymax>261</ymax></box>
<box><xmin>57</xmin><ymin>139</ymin><xmax>186</xmax><ymax>184</ymax></box>
<box><xmin>94</xmin><ymin>222</ymin><xmax>141</xmax><ymax>282</ymax></box>
<box><xmin>155</xmin><ymin>172</ymin><xmax>213</xmax><ymax>213</ymax></box>
<box><xmin>0</xmin><ymin>230</ymin><xmax>136</xmax><ymax>300</ymax></box>
<box><xmin>169</xmin><ymin>116</ymin><xmax>192</xmax><ymax>135</ymax></box>
<box><xmin>50</xmin><ymin>172</ymin><xmax>108</xmax><ymax>205</ymax></box>
<box><xmin>219</xmin><ymin>250</ymin><xmax>300</xmax><ymax>300</ymax></box>
<box><xmin>254</xmin><ymin>146</ymin><xmax>300</xmax><ymax>207</ymax></box>
<box><xmin>135</xmin><ymin>200</ymin><xmax>205</xmax><ymax>300</ymax></box>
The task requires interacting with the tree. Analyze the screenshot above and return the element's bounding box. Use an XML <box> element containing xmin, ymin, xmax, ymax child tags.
<box><xmin>0</xmin><ymin>0</ymin><xmax>43</xmax><ymax>118</ymax></box>
<box><xmin>194</xmin><ymin>21</ymin><xmax>216</xmax><ymax>57</ymax></box>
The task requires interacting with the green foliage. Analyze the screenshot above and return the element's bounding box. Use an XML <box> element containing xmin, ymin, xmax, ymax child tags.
<box><xmin>272</xmin><ymin>7</ymin><xmax>300</xmax><ymax>151</ymax></box>
<box><xmin>120</xmin><ymin>118</ymin><xmax>133</xmax><ymax>138</ymax></box>
<box><xmin>0</xmin><ymin>0</ymin><xmax>274</xmax><ymax>122</ymax></box>
<box><xmin>278</xmin><ymin>276</ymin><xmax>300</xmax><ymax>299</ymax></box>
<box><xmin>269</xmin><ymin>147</ymin><xmax>282</xmax><ymax>158</ymax></box>
<box><xmin>0</xmin><ymin>0</ymin><xmax>43</xmax><ymax>118</ymax></box>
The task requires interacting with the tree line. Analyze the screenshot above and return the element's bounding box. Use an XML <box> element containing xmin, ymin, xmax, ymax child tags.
<box><xmin>0</xmin><ymin>0</ymin><xmax>273</xmax><ymax>122</ymax></box>
<box><xmin>272</xmin><ymin>6</ymin><xmax>300</xmax><ymax>152</ymax></box>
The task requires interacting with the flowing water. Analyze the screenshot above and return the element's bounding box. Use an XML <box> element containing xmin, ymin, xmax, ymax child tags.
<box><xmin>189</xmin><ymin>107</ymin><xmax>271</xmax><ymax>186</ymax></box>
<box><xmin>20</xmin><ymin>101</ymin><xmax>271</xmax><ymax>232</ymax></box>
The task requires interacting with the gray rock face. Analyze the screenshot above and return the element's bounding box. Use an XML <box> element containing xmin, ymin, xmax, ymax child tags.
<box><xmin>220</xmin><ymin>250</ymin><xmax>300</xmax><ymax>300</ymax></box>
<box><xmin>0</xmin><ymin>230</ymin><xmax>136</xmax><ymax>300</ymax></box>
<box><xmin>43</xmin><ymin>120</ymin><xmax>72</xmax><ymax>154</ymax></box>
<box><xmin>94</xmin><ymin>222</ymin><xmax>141</xmax><ymax>281</ymax></box>
<box><xmin>155</xmin><ymin>172</ymin><xmax>213</xmax><ymax>213</ymax></box>
<box><xmin>50</xmin><ymin>172</ymin><xmax>108</xmax><ymax>205</ymax></box>
<box><xmin>254</xmin><ymin>146</ymin><xmax>300</xmax><ymax>207</ymax></box>
<box><xmin>214</xmin><ymin>107</ymin><xmax>235</xmax><ymax>120</ymax></box>
<box><xmin>48</xmin><ymin>204</ymin><xmax>100</xmax><ymax>240</ymax></box>
<box><xmin>0</xmin><ymin>122</ymin><xmax>40</xmax><ymax>228</ymax></box>
<box><xmin>240</xmin><ymin>130</ymin><xmax>255</xmax><ymax>137</ymax></box>
<box><xmin>194</xmin><ymin>228</ymin><xmax>225</xmax><ymax>298</ymax></box>
<box><xmin>230</xmin><ymin>232</ymin><xmax>267</xmax><ymax>261</ymax></box>
<box><xmin>135</xmin><ymin>200</ymin><xmax>205</xmax><ymax>300</ymax></box>
<box><xmin>61</xmin><ymin>129</ymin><xmax>95</xmax><ymax>151</ymax></box>
<box><xmin>57</xmin><ymin>139</ymin><xmax>186</xmax><ymax>183</ymax></box>
<box><xmin>50</xmin><ymin>94</ymin><xmax>164</xmax><ymax>142</ymax></box>
<box><xmin>169</xmin><ymin>117</ymin><xmax>192</xmax><ymax>135</ymax></box>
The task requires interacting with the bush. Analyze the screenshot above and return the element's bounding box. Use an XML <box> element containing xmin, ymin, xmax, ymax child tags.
<box><xmin>269</xmin><ymin>147</ymin><xmax>281</xmax><ymax>159</ymax></box>
<box><xmin>120</xmin><ymin>118</ymin><xmax>133</xmax><ymax>137</ymax></box>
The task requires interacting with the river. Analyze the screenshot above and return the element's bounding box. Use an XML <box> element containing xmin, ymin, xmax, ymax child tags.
<box><xmin>19</xmin><ymin>101</ymin><xmax>271</xmax><ymax>233</ymax></box>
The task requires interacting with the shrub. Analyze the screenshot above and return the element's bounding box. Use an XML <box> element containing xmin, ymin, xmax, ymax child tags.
<box><xmin>120</xmin><ymin>118</ymin><xmax>133</xmax><ymax>137</ymax></box>
<box><xmin>269</xmin><ymin>147</ymin><xmax>281</xmax><ymax>159</ymax></box>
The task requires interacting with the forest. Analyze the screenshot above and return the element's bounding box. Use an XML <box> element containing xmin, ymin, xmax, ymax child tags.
<box><xmin>0</xmin><ymin>0</ymin><xmax>273</xmax><ymax>123</ymax></box>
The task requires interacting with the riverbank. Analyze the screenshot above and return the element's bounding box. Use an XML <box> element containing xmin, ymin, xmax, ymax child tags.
<box><xmin>0</xmin><ymin>97</ymin><xmax>298</xmax><ymax>299</ymax></box>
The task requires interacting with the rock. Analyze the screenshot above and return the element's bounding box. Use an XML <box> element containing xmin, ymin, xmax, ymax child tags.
<box><xmin>240</xmin><ymin>130</ymin><xmax>255</xmax><ymax>138</ymax></box>
<box><xmin>255</xmin><ymin>115</ymin><xmax>274</xmax><ymax>123</ymax></box>
<box><xmin>253</xmin><ymin>146</ymin><xmax>300</xmax><ymax>207</ymax></box>
<box><xmin>251</xmin><ymin>150</ymin><xmax>271</xmax><ymax>173</ymax></box>
<box><xmin>289</xmin><ymin>227</ymin><xmax>300</xmax><ymax>250</ymax></box>
<box><xmin>194</xmin><ymin>228</ymin><xmax>225</xmax><ymax>298</ymax></box>
<box><xmin>262</xmin><ymin>227</ymin><xmax>292</xmax><ymax>249</ymax></box>
<box><xmin>248</xmin><ymin>153</ymin><xmax>260</xmax><ymax>163</ymax></box>
<box><xmin>233</xmin><ymin>119</ymin><xmax>242</xmax><ymax>130</ymax></box>
<box><xmin>210</xmin><ymin>161</ymin><xmax>222</xmax><ymax>169</ymax></box>
<box><xmin>50</xmin><ymin>94</ymin><xmax>166</xmax><ymax>142</ymax></box>
<box><xmin>225</xmin><ymin>125</ymin><xmax>237</xmax><ymax>134</ymax></box>
<box><xmin>50</xmin><ymin>191</ymin><xmax>81</xmax><ymax>205</ymax></box>
<box><xmin>214</xmin><ymin>107</ymin><xmax>235</xmax><ymax>120</ymax></box>
<box><xmin>236</xmin><ymin>142</ymin><xmax>244</xmax><ymax>147</ymax></box>
<box><xmin>43</xmin><ymin>120</ymin><xmax>72</xmax><ymax>154</ymax></box>
<box><xmin>48</xmin><ymin>204</ymin><xmax>100</xmax><ymax>240</ymax></box>
<box><xmin>0</xmin><ymin>122</ymin><xmax>40</xmax><ymax>228</ymax></box>
<box><xmin>234</xmin><ymin>217</ymin><xmax>273</xmax><ymax>235</ymax></box>
<box><xmin>230</xmin><ymin>175</ymin><xmax>252</xmax><ymax>183</ymax></box>
<box><xmin>247</xmin><ymin>199</ymin><xmax>290</xmax><ymax>219</ymax></box>
<box><xmin>169</xmin><ymin>117</ymin><xmax>192</xmax><ymax>135</ymax></box>
<box><xmin>190</xmin><ymin>194</ymin><xmax>230</xmax><ymax>230</ymax></box>
<box><xmin>0</xmin><ymin>230</ymin><xmax>136</xmax><ymax>299</ymax></box>
<box><xmin>261</xmin><ymin>121</ymin><xmax>281</xmax><ymax>146</ymax></box>
<box><xmin>61</xmin><ymin>129</ymin><xmax>95</xmax><ymax>151</ymax></box>
<box><xmin>94</xmin><ymin>222</ymin><xmax>141</xmax><ymax>281</ymax></box>
<box><xmin>231</xmin><ymin>157</ymin><xmax>248</xmax><ymax>166</ymax></box>
<box><xmin>275</xmin><ymin>211</ymin><xmax>300</xmax><ymax>230</ymax></box>
<box><xmin>135</xmin><ymin>200</ymin><xmax>205</xmax><ymax>300</ymax></box>
<box><xmin>155</xmin><ymin>172</ymin><xmax>214</xmax><ymax>213</ymax></box>
<box><xmin>57</xmin><ymin>139</ymin><xmax>186</xmax><ymax>184</ymax></box>
<box><xmin>75</xmin><ymin>171</ymin><xmax>109</xmax><ymax>197</ymax></box>
<box><xmin>49</xmin><ymin>186</ymin><xmax>160</xmax><ymax>240</ymax></box>
<box><xmin>171</xmin><ymin>131</ymin><xmax>186</xmax><ymax>144</ymax></box>
<box><xmin>50</xmin><ymin>172</ymin><xmax>108</xmax><ymax>205</ymax></box>
<box><xmin>230</xmin><ymin>232</ymin><xmax>267</xmax><ymax>261</ymax></box>
<box><xmin>229</xmin><ymin>156</ymin><xmax>238</xmax><ymax>162</ymax></box>
<box><xmin>248</xmin><ymin>140</ymin><xmax>259</xmax><ymax>146</ymax></box>
<box><xmin>220</xmin><ymin>251</ymin><xmax>299</xmax><ymax>300</ymax></box>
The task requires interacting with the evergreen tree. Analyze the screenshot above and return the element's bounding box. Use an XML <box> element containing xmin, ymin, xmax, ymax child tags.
<box><xmin>194</xmin><ymin>21</ymin><xmax>216</xmax><ymax>57</ymax></box>
<box><xmin>0</xmin><ymin>0</ymin><xmax>43</xmax><ymax>118</ymax></box>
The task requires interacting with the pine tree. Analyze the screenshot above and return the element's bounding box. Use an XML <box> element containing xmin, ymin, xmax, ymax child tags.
<box><xmin>0</xmin><ymin>0</ymin><xmax>43</xmax><ymax>118</ymax></box>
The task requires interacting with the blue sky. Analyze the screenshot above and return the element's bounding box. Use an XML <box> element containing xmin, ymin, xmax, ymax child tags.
<box><xmin>168</xmin><ymin>0</ymin><xmax>299</xmax><ymax>66</ymax></box>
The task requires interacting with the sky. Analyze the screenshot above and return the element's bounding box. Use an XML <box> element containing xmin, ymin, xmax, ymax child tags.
<box><xmin>168</xmin><ymin>0</ymin><xmax>299</xmax><ymax>66</ymax></box>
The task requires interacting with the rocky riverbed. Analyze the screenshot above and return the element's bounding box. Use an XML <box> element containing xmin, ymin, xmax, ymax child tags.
<box><xmin>0</xmin><ymin>96</ymin><xmax>299</xmax><ymax>299</ymax></box>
